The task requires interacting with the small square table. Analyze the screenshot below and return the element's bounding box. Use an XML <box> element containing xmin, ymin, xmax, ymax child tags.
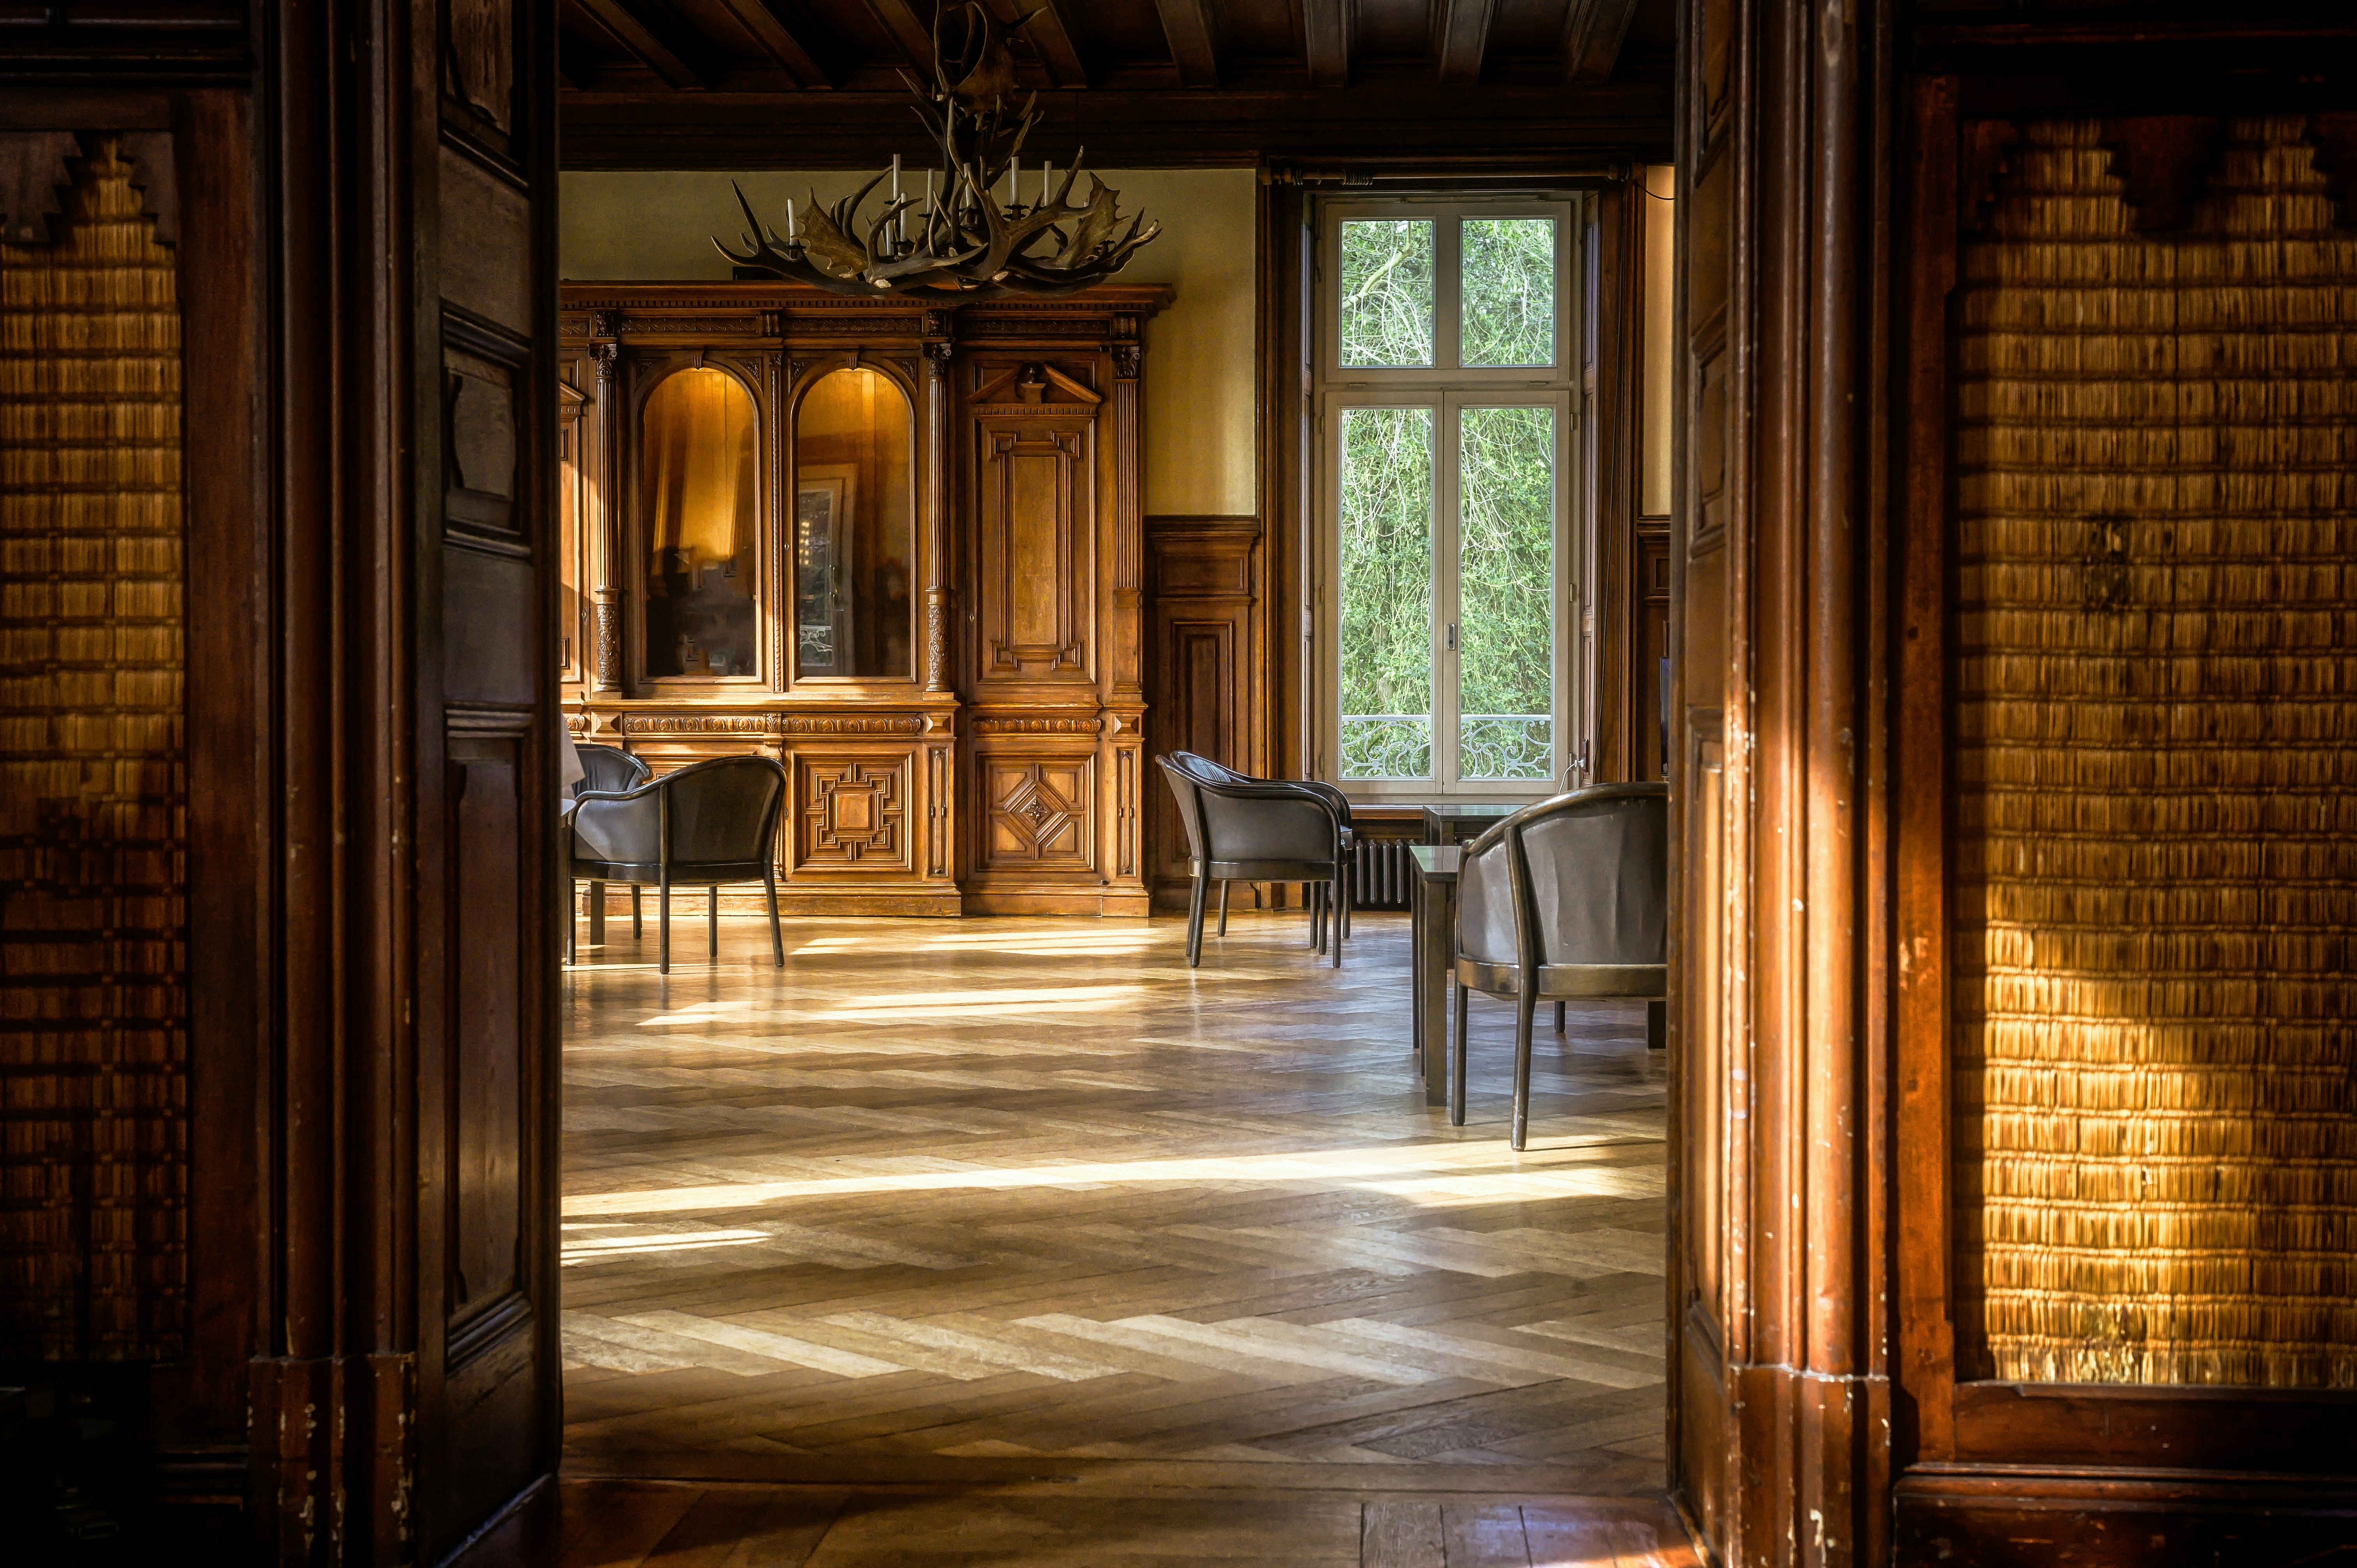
<box><xmin>1421</xmin><ymin>802</ymin><xmax>1521</xmax><ymax>846</ymax></box>
<box><xmin>1408</xmin><ymin>844</ymin><xmax>1459</xmax><ymax>1107</ymax></box>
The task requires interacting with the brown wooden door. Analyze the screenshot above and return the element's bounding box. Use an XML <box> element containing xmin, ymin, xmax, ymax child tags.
<box><xmin>413</xmin><ymin>0</ymin><xmax>563</xmax><ymax>1555</ymax></box>
<box><xmin>1668</xmin><ymin>0</ymin><xmax>1741</xmax><ymax>1531</ymax></box>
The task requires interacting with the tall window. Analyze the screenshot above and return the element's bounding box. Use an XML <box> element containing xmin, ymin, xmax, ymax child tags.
<box><xmin>1315</xmin><ymin>200</ymin><xmax>1581</xmax><ymax>795</ymax></box>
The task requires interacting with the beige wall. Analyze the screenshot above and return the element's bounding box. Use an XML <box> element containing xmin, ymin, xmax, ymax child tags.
<box><xmin>560</xmin><ymin>168</ymin><xmax>1260</xmax><ymax>517</ymax></box>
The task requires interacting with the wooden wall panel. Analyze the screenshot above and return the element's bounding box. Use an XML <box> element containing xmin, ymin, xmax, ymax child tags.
<box><xmin>0</xmin><ymin>138</ymin><xmax>187</xmax><ymax>1364</ymax></box>
<box><xmin>1949</xmin><ymin>118</ymin><xmax>2357</xmax><ymax>1392</ymax></box>
<box><xmin>1145</xmin><ymin>515</ymin><xmax>1262</xmax><ymax>904</ymax></box>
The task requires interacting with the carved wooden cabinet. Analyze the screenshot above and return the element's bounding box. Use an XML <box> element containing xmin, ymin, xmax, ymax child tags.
<box><xmin>558</xmin><ymin>283</ymin><xmax>1168</xmax><ymax>915</ymax></box>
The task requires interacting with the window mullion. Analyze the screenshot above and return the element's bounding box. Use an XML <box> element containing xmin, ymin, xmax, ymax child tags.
<box><xmin>1437</xmin><ymin>393</ymin><xmax>1463</xmax><ymax>792</ymax></box>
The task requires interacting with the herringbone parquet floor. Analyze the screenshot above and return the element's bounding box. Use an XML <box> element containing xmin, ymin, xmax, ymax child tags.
<box><xmin>561</xmin><ymin>908</ymin><xmax>1670</xmax><ymax>1505</ymax></box>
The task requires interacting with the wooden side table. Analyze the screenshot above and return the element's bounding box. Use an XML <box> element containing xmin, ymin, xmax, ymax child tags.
<box><xmin>1421</xmin><ymin>802</ymin><xmax>1520</xmax><ymax>846</ymax></box>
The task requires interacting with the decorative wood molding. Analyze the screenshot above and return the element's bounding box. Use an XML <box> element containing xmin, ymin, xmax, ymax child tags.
<box><xmin>616</xmin><ymin>713</ymin><xmax>775</xmax><ymax>734</ymax></box>
<box><xmin>972</xmin><ymin>715</ymin><xmax>1103</xmax><ymax>735</ymax></box>
<box><xmin>779</xmin><ymin>714</ymin><xmax>924</xmax><ymax>735</ymax></box>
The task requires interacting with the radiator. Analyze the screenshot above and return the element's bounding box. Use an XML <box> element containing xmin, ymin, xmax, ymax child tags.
<box><xmin>1351</xmin><ymin>834</ymin><xmax>1417</xmax><ymax>911</ymax></box>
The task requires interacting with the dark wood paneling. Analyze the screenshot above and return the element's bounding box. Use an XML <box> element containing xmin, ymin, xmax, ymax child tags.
<box><xmin>1144</xmin><ymin>514</ymin><xmax>1261</xmax><ymax>903</ymax></box>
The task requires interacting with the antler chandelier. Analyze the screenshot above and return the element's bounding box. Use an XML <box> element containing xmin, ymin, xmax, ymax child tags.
<box><xmin>716</xmin><ymin>3</ymin><xmax>1162</xmax><ymax>300</ymax></box>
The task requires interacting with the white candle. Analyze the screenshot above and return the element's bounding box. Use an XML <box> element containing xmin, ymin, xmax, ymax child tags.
<box><xmin>786</xmin><ymin>198</ymin><xmax>797</xmax><ymax>242</ymax></box>
<box><xmin>892</xmin><ymin>154</ymin><xmax>901</xmax><ymax>202</ymax></box>
<box><xmin>1042</xmin><ymin>159</ymin><xmax>1051</xmax><ymax>206</ymax></box>
<box><xmin>1008</xmin><ymin>157</ymin><xmax>1018</xmax><ymax>209</ymax></box>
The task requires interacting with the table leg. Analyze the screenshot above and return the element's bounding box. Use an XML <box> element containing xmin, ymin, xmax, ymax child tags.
<box><xmin>1419</xmin><ymin>880</ymin><xmax>1451</xmax><ymax>1106</ymax></box>
<box><xmin>1410</xmin><ymin>873</ymin><xmax>1424</xmax><ymax>1068</ymax></box>
<box><xmin>588</xmin><ymin>879</ymin><xmax>607</xmax><ymax>946</ymax></box>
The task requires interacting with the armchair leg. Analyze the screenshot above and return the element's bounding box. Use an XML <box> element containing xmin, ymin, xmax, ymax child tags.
<box><xmin>1306</xmin><ymin>884</ymin><xmax>1320</xmax><ymax>950</ymax></box>
<box><xmin>1512</xmin><ymin>987</ymin><xmax>1538</xmax><ymax>1152</ymax></box>
<box><xmin>764</xmin><ymin>868</ymin><xmax>785</xmax><ymax>967</ymax></box>
<box><xmin>1341</xmin><ymin>864</ymin><xmax>1352</xmax><ymax>939</ymax></box>
<box><xmin>1555</xmin><ymin>1000</ymin><xmax>1566</xmax><ymax>1033</ymax></box>
<box><xmin>658</xmin><ymin>874</ymin><xmax>671</xmax><ymax>975</ymax></box>
<box><xmin>632</xmin><ymin>885</ymin><xmax>642</xmax><ymax>939</ymax></box>
<box><xmin>709</xmin><ymin>885</ymin><xmax>718</xmax><ymax>959</ymax></box>
<box><xmin>1217</xmin><ymin>880</ymin><xmax>1229</xmax><ymax>936</ymax></box>
<box><xmin>1186</xmin><ymin>871</ymin><xmax>1207</xmax><ymax>967</ymax></box>
<box><xmin>1330</xmin><ymin>872</ymin><xmax>1343</xmax><ymax>968</ymax></box>
<box><xmin>1451</xmin><ymin>978</ymin><xmax>1469</xmax><ymax>1127</ymax></box>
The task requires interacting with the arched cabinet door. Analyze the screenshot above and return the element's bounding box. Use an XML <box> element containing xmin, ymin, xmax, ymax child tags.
<box><xmin>791</xmin><ymin>364</ymin><xmax>918</xmax><ymax>683</ymax></box>
<box><xmin>627</xmin><ymin>357</ymin><xmax>769</xmax><ymax>689</ymax></box>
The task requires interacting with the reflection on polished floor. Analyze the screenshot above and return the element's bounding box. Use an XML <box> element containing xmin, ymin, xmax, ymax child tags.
<box><xmin>559</xmin><ymin>909</ymin><xmax>1675</xmax><ymax>1561</ymax></box>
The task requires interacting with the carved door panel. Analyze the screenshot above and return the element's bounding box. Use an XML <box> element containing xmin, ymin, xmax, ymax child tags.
<box><xmin>974</xmin><ymin>414</ymin><xmax>1097</xmax><ymax>683</ymax></box>
<box><xmin>1671</xmin><ymin>0</ymin><xmax>1741</xmax><ymax>1546</ymax></box>
<box><xmin>414</xmin><ymin>0</ymin><xmax>560</xmax><ymax>1556</ymax></box>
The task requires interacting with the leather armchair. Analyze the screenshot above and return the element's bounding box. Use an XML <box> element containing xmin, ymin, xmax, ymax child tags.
<box><xmin>1452</xmin><ymin>782</ymin><xmax>1669</xmax><ymax>1148</ymax></box>
<box><xmin>570</xmin><ymin>754</ymin><xmax>789</xmax><ymax>974</ymax></box>
<box><xmin>567</xmin><ymin>743</ymin><xmax>652</xmax><ymax>960</ymax></box>
<box><xmin>1157</xmin><ymin>750</ymin><xmax>1352</xmax><ymax>968</ymax></box>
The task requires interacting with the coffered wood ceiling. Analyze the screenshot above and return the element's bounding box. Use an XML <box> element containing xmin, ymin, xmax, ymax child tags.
<box><xmin>559</xmin><ymin>0</ymin><xmax>1675</xmax><ymax>169</ymax></box>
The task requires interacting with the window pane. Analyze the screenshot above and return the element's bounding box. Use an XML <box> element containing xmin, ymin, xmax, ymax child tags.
<box><xmin>1461</xmin><ymin>218</ymin><xmax>1556</xmax><ymax>368</ymax></box>
<box><xmin>1338</xmin><ymin>407</ymin><xmax>1434</xmax><ymax>778</ymax></box>
<box><xmin>1458</xmin><ymin>406</ymin><xmax>1554</xmax><ymax>780</ymax></box>
<box><xmin>1339</xmin><ymin>219</ymin><xmax>1435</xmax><ymax>369</ymax></box>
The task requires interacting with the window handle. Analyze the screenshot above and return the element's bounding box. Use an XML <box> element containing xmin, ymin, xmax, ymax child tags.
<box><xmin>1445</xmin><ymin>622</ymin><xmax>1458</xmax><ymax>652</ymax></box>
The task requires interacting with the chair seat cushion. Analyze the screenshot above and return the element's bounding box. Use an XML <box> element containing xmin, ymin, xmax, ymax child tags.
<box><xmin>1196</xmin><ymin>858</ymin><xmax>1341</xmax><ymax>881</ymax></box>
<box><xmin>1453</xmin><ymin>958</ymin><xmax>1667</xmax><ymax>1001</ymax></box>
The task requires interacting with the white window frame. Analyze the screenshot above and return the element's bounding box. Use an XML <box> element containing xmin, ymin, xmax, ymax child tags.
<box><xmin>1311</xmin><ymin>196</ymin><xmax>1587</xmax><ymax>800</ymax></box>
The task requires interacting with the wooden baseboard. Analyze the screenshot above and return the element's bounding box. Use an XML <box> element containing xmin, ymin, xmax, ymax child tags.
<box><xmin>1894</xmin><ymin>1467</ymin><xmax>2357</xmax><ymax>1567</ymax></box>
<box><xmin>959</xmin><ymin>888</ymin><xmax>1155</xmax><ymax>916</ymax></box>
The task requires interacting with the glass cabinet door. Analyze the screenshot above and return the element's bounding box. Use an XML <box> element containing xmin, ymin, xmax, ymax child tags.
<box><xmin>639</xmin><ymin>366</ymin><xmax>760</xmax><ymax>680</ymax></box>
<box><xmin>793</xmin><ymin>366</ymin><xmax>915</xmax><ymax>680</ymax></box>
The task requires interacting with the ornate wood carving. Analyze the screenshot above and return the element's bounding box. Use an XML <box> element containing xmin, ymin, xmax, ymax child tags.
<box><xmin>558</xmin><ymin>281</ymin><xmax>1164</xmax><ymax>917</ymax></box>
<box><xmin>982</xmin><ymin>759</ymin><xmax>1093</xmax><ymax>868</ymax></box>
<box><xmin>797</xmin><ymin>756</ymin><xmax>909</xmax><ymax>869</ymax></box>
<box><xmin>1961</xmin><ymin>118</ymin><xmax>2021</xmax><ymax>233</ymax></box>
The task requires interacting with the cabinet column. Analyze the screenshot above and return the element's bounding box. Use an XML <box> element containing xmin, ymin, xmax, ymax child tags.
<box><xmin>1105</xmin><ymin>316</ymin><xmax>1147</xmax><ymax>892</ymax></box>
<box><xmin>921</xmin><ymin>311</ymin><xmax>955</xmax><ymax>695</ymax></box>
<box><xmin>588</xmin><ymin>315</ymin><xmax>623</xmax><ymax>692</ymax></box>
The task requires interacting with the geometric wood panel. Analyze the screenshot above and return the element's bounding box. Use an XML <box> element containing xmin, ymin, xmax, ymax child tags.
<box><xmin>1951</xmin><ymin>118</ymin><xmax>2357</xmax><ymax>1390</ymax></box>
<box><xmin>793</xmin><ymin>753</ymin><xmax>911</xmax><ymax>873</ymax></box>
<box><xmin>0</xmin><ymin>138</ymin><xmax>187</xmax><ymax>1362</ymax></box>
<box><xmin>981</xmin><ymin>758</ymin><xmax>1093</xmax><ymax>871</ymax></box>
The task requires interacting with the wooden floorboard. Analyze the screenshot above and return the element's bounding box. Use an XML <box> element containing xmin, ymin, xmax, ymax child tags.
<box><xmin>561</xmin><ymin>911</ymin><xmax>1680</xmax><ymax>1560</ymax></box>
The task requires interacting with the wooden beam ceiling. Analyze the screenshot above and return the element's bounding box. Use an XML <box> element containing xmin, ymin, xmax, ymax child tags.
<box><xmin>1564</xmin><ymin>0</ymin><xmax>1643</xmax><ymax>83</ymax></box>
<box><xmin>1302</xmin><ymin>0</ymin><xmax>1353</xmax><ymax>87</ymax></box>
<box><xmin>1021</xmin><ymin>1</ymin><xmax>1092</xmax><ymax>90</ymax></box>
<box><xmin>574</xmin><ymin>0</ymin><xmax>721</xmax><ymax>90</ymax></box>
<box><xmin>553</xmin><ymin>0</ymin><xmax>1677</xmax><ymax>168</ymax></box>
<box><xmin>860</xmin><ymin>0</ymin><xmax>936</xmax><ymax>71</ymax></box>
<box><xmin>714</xmin><ymin>0</ymin><xmax>834</xmax><ymax>88</ymax></box>
<box><xmin>1436</xmin><ymin>0</ymin><xmax>1497</xmax><ymax>88</ymax></box>
<box><xmin>1152</xmin><ymin>0</ymin><xmax>1223</xmax><ymax>89</ymax></box>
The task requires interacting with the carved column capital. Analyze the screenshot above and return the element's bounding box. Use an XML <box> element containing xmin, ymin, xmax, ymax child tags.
<box><xmin>922</xmin><ymin>338</ymin><xmax>954</xmax><ymax>377</ymax></box>
<box><xmin>587</xmin><ymin>339</ymin><xmax>618</xmax><ymax>383</ymax></box>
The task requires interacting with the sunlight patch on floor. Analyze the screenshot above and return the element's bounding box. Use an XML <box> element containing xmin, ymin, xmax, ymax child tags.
<box><xmin>564</xmin><ymin>1134</ymin><xmax>1664</xmax><ymax>1218</ymax></box>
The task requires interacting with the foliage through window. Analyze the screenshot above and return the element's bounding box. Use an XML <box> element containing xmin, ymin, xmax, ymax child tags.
<box><xmin>1320</xmin><ymin>200</ymin><xmax>1579</xmax><ymax>794</ymax></box>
